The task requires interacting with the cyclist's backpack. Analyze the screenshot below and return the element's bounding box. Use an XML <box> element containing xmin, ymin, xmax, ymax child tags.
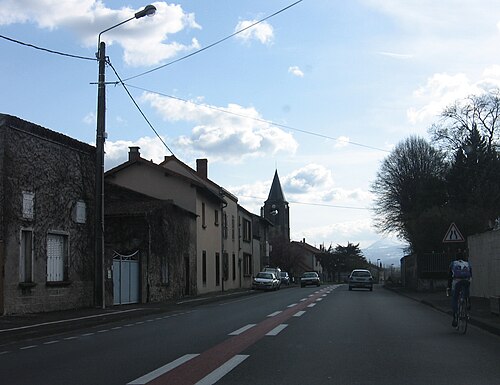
<box><xmin>451</xmin><ymin>260</ymin><xmax>471</xmax><ymax>279</ymax></box>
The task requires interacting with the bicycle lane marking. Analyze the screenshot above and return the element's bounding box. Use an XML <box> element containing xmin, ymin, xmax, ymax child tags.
<box><xmin>139</xmin><ymin>286</ymin><xmax>338</xmax><ymax>385</ymax></box>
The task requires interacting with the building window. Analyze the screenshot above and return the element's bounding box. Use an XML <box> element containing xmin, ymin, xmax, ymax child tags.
<box><xmin>231</xmin><ymin>215</ymin><xmax>235</xmax><ymax>240</ymax></box>
<box><xmin>232</xmin><ymin>253</ymin><xmax>236</xmax><ymax>281</ymax></box>
<box><xmin>161</xmin><ymin>256</ymin><xmax>169</xmax><ymax>284</ymax></box>
<box><xmin>46</xmin><ymin>233</ymin><xmax>68</xmax><ymax>282</ymax></box>
<box><xmin>202</xmin><ymin>250</ymin><xmax>207</xmax><ymax>285</ymax></box>
<box><xmin>223</xmin><ymin>213</ymin><xmax>228</xmax><ymax>239</ymax></box>
<box><xmin>202</xmin><ymin>202</ymin><xmax>206</xmax><ymax>228</ymax></box>
<box><xmin>214</xmin><ymin>209</ymin><xmax>219</xmax><ymax>226</ymax></box>
<box><xmin>215</xmin><ymin>252</ymin><xmax>220</xmax><ymax>286</ymax></box>
<box><xmin>20</xmin><ymin>229</ymin><xmax>34</xmax><ymax>283</ymax></box>
<box><xmin>243</xmin><ymin>218</ymin><xmax>251</xmax><ymax>242</ymax></box>
<box><xmin>22</xmin><ymin>191</ymin><xmax>34</xmax><ymax>220</ymax></box>
<box><xmin>74</xmin><ymin>201</ymin><xmax>86</xmax><ymax>224</ymax></box>
<box><xmin>243</xmin><ymin>253</ymin><xmax>252</xmax><ymax>276</ymax></box>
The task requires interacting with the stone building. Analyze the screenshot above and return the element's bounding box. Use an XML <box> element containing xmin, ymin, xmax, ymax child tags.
<box><xmin>105</xmin><ymin>182</ymin><xmax>197</xmax><ymax>305</ymax></box>
<box><xmin>0</xmin><ymin>114</ymin><xmax>95</xmax><ymax>314</ymax></box>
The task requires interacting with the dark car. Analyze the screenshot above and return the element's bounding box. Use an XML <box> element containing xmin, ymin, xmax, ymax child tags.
<box><xmin>252</xmin><ymin>272</ymin><xmax>280</xmax><ymax>291</ymax></box>
<box><xmin>280</xmin><ymin>271</ymin><xmax>290</xmax><ymax>286</ymax></box>
<box><xmin>348</xmin><ymin>269</ymin><xmax>373</xmax><ymax>291</ymax></box>
<box><xmin>300</xmin><ymin>271</ymin><xmax>320</xmax><ymax>287</ymax></box>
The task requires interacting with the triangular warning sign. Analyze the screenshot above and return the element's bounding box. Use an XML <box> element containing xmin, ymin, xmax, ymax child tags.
<box><xmin>443</xmin><ymin>222</ymin><xmax>465</xmax><ymax>243</ymax></box>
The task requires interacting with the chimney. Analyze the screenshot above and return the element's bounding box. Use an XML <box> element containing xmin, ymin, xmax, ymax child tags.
<box><xmin>129</xmin><ymin>146</ymin><xmax>141</xmax><ymax>161</ymax></box>
<box><xmin>303</xmin><ymin>238</ymin><xmax>306</xmax><ymax>244</ymax></box>
<box><xmin>196</xmin><ymin>158</ymin><xmax>208</xmax><ymax>179</ymax></box>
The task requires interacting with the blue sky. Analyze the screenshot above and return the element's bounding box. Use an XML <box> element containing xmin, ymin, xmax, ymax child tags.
<box><xmin>2</xmin><ymin>0</ymin><xmax>500</xmax><ymax>255</ymax></box>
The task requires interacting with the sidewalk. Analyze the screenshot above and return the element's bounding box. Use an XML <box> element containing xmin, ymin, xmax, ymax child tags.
<box><xmin>385</xmin><ymin>285</ymin><xmax>500</xmax><ymax>336</ymax></box>
<box><xmin>0</xmin><ymin>289</ymin><xmax>255</xmax><ymax>346</ymax></box>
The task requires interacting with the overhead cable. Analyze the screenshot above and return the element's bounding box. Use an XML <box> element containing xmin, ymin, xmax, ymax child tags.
<box><xmin>125</xmin><ymin>84</ymin><xmax>390</xmax><ymax>153</ymax></box>
<box><xmin>106</xmin><ymin>60</ymin><xmax>175</xmax><ymax>156</ymax></box>
<box><xmin>0</xmin><ymin>33</ymin><xmax>96</xmax><ymax>61</ymax></box>
<box><xmin>122</xmin><ymin>0</ymin><xmax>303</xmax><ymax>82</ymax></box>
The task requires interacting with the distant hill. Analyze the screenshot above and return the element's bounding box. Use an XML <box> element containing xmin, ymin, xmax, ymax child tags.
<box><xmin>362</xmin><ymin>238</ymin><xmax>408</xmax><ymax>267</ymax></box>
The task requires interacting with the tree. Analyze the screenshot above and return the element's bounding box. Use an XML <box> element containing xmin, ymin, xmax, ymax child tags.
<box><xmin>446</xmin><ymin>126</ymin><xmax>500</xmax><ymax>234</ymax></box>
<box><xmin>430</xmin><ymin>90</ymin><xmax>500</xmax><ymax>155</ymax></box>
<box><xmin>371</xmin><ymin>136</ymin><xmax>449</xmax><ymax>252</ymax></box>
<box><xmin>317</xmin><ymin>243</ymin><xmax>367</xmax><ymax>281</ymax></box>
<box><xmin>430</xmin><ymin>90</ymin><xmax>500</xmax><ymax>233</ymax></box>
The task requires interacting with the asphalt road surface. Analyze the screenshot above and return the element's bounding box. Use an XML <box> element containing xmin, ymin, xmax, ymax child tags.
<box><xmin>1</xmin><ymin>285</ymin><xmax>499</xmax><ymax>385</ymax></box>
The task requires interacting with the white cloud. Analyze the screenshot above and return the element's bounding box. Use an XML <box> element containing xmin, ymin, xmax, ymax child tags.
<box><xmin>83</xmin><ymin>112</ymin><xmax>96</xmax><ymax>125</ymax></box>
<box><xmin>288</xmin><ymin>66</ymin><xmax>304</xmax><ymax>77</ymax></box>
<box><xmin>141</xmin><ymin>92</ymin><xmax>298</xmax><ymax>162</ymax></box>
<box><xmin>234</xmin><ymin>20</ymin><xmax>273</xmax><ymax>45</ymax></box>
<box><xmin>104</xmin><ymin>136</ymin><xmax>168</xmax><ymax>170</ymax></box>
<box><xmin>283</xmin><ymin>164</ymin><xmax>334</xmax><ymax>194</ymax></box>
<box><xmin>407</xmin><ymin>69</ymin><xmax>500</xmax><ymax>124</ymax></box>
<box><xmin>0</xmin><ymin>1</ymin><xmax>202</xmax><ymax>67</ymax></box>
<box><xmin>334</xmin><ymin>136</ymin><xmax>350</xmax><ymax>148</ymax></box>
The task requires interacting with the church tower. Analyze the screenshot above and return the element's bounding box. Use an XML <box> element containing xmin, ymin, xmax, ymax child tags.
<box><xmin>262</xmin><ymin>171</ymin><xmax>290</xmax><ymax>266</ymax></box>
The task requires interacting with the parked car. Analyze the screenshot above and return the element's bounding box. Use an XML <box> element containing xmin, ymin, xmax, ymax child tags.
<box><xmin>348</xmin><ymin>269</ymin><xmax>373</xmax><ymax>291</ymax></box>
<box><xmin>300</xmin><ymin>271</ymin><xmax>320</xmax><ymax>287</ymax></box>
<box><xmin>263</xmin><ymin>267</ymin><xmax>282</xmax><ymax>288</ymax></box>
<box><xmin>252</xmin><ymin>272</ymin><xmax>280</xmax><ymax>291</ymax></box>
<box><xmin>280</xmin><ymin>271</ymin><xmax>290</xmax><ymax>286</ymax></box>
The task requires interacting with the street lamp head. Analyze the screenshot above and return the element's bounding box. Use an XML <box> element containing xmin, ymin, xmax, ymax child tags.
<box><xmin>135</xmin><ymin>4</ymin><xmax>156</xmax><ymax>19</ymax></box>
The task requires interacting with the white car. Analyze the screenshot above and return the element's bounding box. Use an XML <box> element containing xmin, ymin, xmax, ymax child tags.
<box><xmin>348</xmin><ymin>269</ymin><xmax>373</xmax><ymax>291</ymax></box>
<box><xmin>252</xmin><ymin>272</ymin><xmax>280</xmax><ymax>291</ymax></box>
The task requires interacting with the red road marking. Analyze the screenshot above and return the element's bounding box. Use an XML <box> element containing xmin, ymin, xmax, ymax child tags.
<box><xmin>149</xmin><ymin>288</ymin><xmax>330</xmax><ymax>385</ymax></box>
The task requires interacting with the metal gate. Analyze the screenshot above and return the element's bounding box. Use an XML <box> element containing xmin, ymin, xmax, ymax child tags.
<box><xmin>113</xmin><ymin>250</ymin><xmax>140</xmax><ymax>305</ymax></box>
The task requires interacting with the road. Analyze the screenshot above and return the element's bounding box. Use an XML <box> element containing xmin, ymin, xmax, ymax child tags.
<box><xmin>1</xmin><ymin>285</ymin><xmax>500</xmax><ymax>385</ymax></box>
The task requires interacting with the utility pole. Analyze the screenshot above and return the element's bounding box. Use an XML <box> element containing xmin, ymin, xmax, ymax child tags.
<box><xmin>95</xmin><ymin>40</ymin><xmax>106</xmax><ymax>309</ymax></box>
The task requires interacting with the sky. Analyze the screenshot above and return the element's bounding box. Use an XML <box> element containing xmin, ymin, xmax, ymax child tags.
<box><xmin>2</xmin><ymin>0</ymin><xmax>500</xmax><ymax>259</ymax></box>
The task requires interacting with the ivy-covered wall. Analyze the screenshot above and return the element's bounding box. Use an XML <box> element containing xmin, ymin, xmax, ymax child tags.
<box><xmin>105</xmin><ymin>182</ymin><xmax>197</xmax><ymax>304</ymax></box>
<box><xmin>0</xmin><ymin>114</ymin><xmax>95</xmax><ymax>314</ymax></box>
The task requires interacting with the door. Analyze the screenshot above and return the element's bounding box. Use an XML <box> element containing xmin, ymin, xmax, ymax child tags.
<box><xmin>113</xmin><ymin>251</ymin><xmax>140</xmax><ymax>305</ymax></box>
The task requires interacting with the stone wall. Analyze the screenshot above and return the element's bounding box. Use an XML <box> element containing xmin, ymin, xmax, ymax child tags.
<box><xmin>1</xmin><ymin>114</ymin><xmax>95</xmax><ymax>314</ymax></box>
<box><xmin>469</xmin><ymin>230</ymin><xmax>500</xmax><ymax>298</ymax></box>
<box><xmin>105</xmin><ymin>183</ymin><xmax>197</xmax><ymax>304</ymax></box>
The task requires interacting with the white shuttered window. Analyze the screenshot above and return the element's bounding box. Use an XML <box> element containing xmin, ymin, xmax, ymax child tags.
<box><xmin>47</xmin><ymin>233</ymin><xmax>68</xmax><ymax>282</ymax></box>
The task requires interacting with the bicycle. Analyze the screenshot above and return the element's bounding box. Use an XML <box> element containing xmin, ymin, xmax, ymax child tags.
<box><xmin>455</xmin><ymin>286</ymin><xmax>470</xmax><ymax>335</ymax></box>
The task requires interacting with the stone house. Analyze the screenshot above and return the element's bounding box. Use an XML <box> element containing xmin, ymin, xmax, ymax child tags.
<box><xmin>104</xmin><ymin>182</ymin><xmax>196</xmax><ymax>305</ymax></box>
<box><xmin>0</xmin><ymin>114</ymin><xmax>95</xmax><ymax>314</ymax></box>
<box><xmin>289</xmin><ymin>240</ymin><xmax>324</xmax><ymax>279</ymax></box>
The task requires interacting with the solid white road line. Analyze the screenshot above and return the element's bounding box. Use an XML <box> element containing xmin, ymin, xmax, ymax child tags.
<box><xmin>195</xmin><ymin>355</ymin><xmax>249</xmax><ymax>385</ymax></box>
<box><xmin>266</xmin><ymin>324</ymin><xmax>288</xmax><ymax>336</ymax></box>
<box><xmin>229</xmin><ymin>324</ymin><xmax>256</xmax><ymax>336</ymax></box>
<box><xmin>0</xmin><ymin>308</ymin><xmax>143</xmax><ymax>333</ymax></box>
<box><xmin>127</xmin><ymin>354</ymin><xmax>199</xmax><ymax>385</ymax></box>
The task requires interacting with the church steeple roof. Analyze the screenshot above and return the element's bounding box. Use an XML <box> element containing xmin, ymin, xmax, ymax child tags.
<box><xmin>266</xmin><ymin>170</ymin><xmax>287</xmax><ymax>203</ymax></box>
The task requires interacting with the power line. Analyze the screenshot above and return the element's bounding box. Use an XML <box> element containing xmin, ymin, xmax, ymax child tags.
<box><xmin>123</xmin><ymin>0</ymin><xmax>303</xmax><ymax>82</ymax></box>
<box><xmin>106</xmin><ymin>59</ymin><xmax>175</xmax><ymax>156</ymax></box>
<box><xmin>238</xmin><ymin>195</ymin><xmax>371</xmax><ymax>210</ymax></box>
<box><xmin>0</xmin><ymin>33</ymin><xmax>96</xmax><ymax>61</ymax></box>
<box><xmin>124</xmin><ymin>84</ymin><xmax>390</xmax><ymax>153</ymax></box>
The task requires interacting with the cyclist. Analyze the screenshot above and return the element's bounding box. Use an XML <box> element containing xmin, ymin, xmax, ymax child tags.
<box><xmin>447</xmin><ymin>257</ymin><xmax>472</xmax><ymax>327</ymax></box>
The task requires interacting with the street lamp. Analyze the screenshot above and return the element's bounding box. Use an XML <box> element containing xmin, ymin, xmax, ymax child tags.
<box><xmin>95</xmin><ymin>4</ymin><xmax>156</xmax><ymax>309</ymax></box>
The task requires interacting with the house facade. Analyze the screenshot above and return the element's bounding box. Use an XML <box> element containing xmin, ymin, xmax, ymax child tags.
<box><xmin>290</xmin><ymin>239</ymin><xmax>324</xmax><ymax>279</ymax></box>
<box><xmin>0</xmin><ymin>114</ymin><xmax>95</xmax><ymax>314</ymax></box>
<box><xmin>105</xmin><ymin>183</ymin><xmax>197</xmax><ymax>305</ymax></box>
